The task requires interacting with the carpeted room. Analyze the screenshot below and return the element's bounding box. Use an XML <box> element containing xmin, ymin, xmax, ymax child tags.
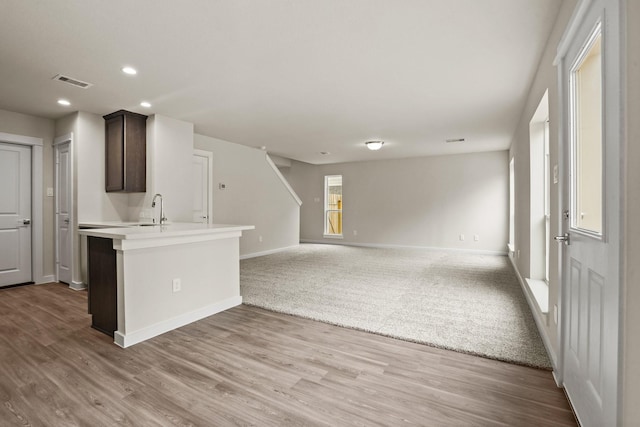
<box><xmin>240</xmin><ymin>244</ymin><xmax>550</xmax><ymax>369</ymax></box>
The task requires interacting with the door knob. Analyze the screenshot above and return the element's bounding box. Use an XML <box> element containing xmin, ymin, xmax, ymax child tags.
<box><xmin>22</xmin><ymin>219</ymin><xmax>31</xmax><ymax>225</ymax></box>
<box><xmin>64</xmin><ymin>218</ymin><xmax>70</xmax><ymax>224</ymax></box>
<box><xmin>554</xmin><ymin>233</ymin><xmax>570</xmax><ymax>245</ymax></box>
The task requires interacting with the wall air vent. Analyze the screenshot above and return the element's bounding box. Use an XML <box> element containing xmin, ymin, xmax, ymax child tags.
<box><xmin>445</xmin><ymin>138</ymin><xmax>466</xmax><ymax>143</ymax></box>
<box><xmin>52</xmin><ymin>74</ymin><xmax>93</xmax><ymax>89</ymax></box>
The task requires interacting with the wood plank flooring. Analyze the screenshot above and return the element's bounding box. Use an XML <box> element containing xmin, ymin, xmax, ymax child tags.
<box><xmin>0</xmin><ymin>283</ymin><xmax>576</xmax><ymax>426</ymax></box>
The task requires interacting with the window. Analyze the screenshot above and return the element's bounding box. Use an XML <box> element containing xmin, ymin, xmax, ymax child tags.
<box><xmin>544</xmin><ymin>120</ymin><xmax>551</xmax><ymax>283</ymax></box>
<box><xmin>324</xmin><ymin>175</ymin><xmax>342</xmax><ymax>237</ymax></box>
<box><xmin>570</xmin><ymin>29</ymin><xmax>602</xmax><ymax>236</ymax></box>
<box><xmin>509</xmin><ymin>158</ymin><xmax>515</xmax><ymax>253</ymax></box>
<box><xmin>526</xmin><ymin>90</ymin><xmax>550</xmax><ymax>314</ymax></box>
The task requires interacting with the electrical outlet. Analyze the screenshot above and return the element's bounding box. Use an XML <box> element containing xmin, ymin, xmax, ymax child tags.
<box><xmin>554</xmin><ymin>305</ymin><xmax>558</xmax><ymax>324</ymax></box>
<box><xmin>474</xmin><ymin>234</ymin><xmax>479</xmax><ymax>241</ymax></box>
<box><xmin>314</xmin><ymin>197</ymin><xmax>320</xmax><ymax>203</ymax></box>
<box><xmin>353</xmin><ymin>230</ymin><xmax>358</xmax><ymax>236</ymax></box>
<box><xmin>459</xmin><ymin>234</ymin><xmax>465</xmax><ymax>241</ymax></box>
<box><xmin>517</xmin><ymin>249</ymin><xmax>520</xmax><ymax>258</ymax></box>
<box><xmin>172</xmin><ymin>278</ymin><xmax>181</xmax><ymax>293</ymax></box>
<box><xmin>46</xmin><ymin>187</ymin><xmax>54</xmax><ymax>197</ymax></box>
<box><xmin>258</xmin><ymin>235</ymin><xmax>263</xmax><ymax>242</ymax></box>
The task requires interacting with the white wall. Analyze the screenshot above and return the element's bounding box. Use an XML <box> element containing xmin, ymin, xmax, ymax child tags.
<box><xmin>0</xmin><ymin>109</ymin><xmax>56</xmax><ymax>280</ymax></box>
<box><xmin>194</xmin><ymin>134</ymin><xmax>300</xmax><ymax>257</ymax></box>
<box><xmin>623</xmin><ymin>0</ymin><xmax>640</xmax><ymax>422</ymax></box>
<box><xmin>76</xmin><ymin>112</ymin><xmax>129</xmax><ymax>222</ymax></box>
<box><xmin>288</xmin><ymin>151</ymin><xmax>508</xmax><ymax>253</ymax></box>
<box><xmin>129</xmin><ymin>115</ymin><xmax>194</xmax><ymax>223</ymax></box>
<box><xmin>508</xmin><ymin>0</ymin><xmax>576</xmax><ymax>365</ymax></box>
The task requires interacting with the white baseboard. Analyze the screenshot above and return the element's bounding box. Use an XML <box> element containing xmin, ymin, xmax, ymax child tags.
<box><xmin>114</xmin><ymin>296</ymin><xmax>242</xmax><ymax>348</ymax></box>
<box><xmin>37</xmin><ymin>275</ymin><xmax>56</xmax><ymax>284</ymax></box>
<box><xmin>508</xmin><ymin>254</ymin><xmax>558</xmax><ymax>370</ymax></box>
<box><xmin>299</xmin><ymin>239</ymin><xmax>508</xmax><ymax>256</ymax></box>
<box><xmin>240</xmin><ymin>244</ymin><xmax>300</xmax><ymax>260</ymax></box>
<box><xmin>69</xmin><ymin>281</ymin><xmax>87</xmax><ymax>291</ymax></box>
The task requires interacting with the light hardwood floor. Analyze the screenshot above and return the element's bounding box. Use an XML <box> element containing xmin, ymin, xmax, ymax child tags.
<box><xmin>0</xmin><ymin>283</ymin><xmax>576</xmax><ymax>426</ymax></box>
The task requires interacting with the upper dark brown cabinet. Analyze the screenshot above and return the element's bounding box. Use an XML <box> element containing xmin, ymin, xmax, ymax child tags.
<box><xmin>103</xmin><ymin>110</ymin><xmax>148</xmax><ymax>192</ymax></box>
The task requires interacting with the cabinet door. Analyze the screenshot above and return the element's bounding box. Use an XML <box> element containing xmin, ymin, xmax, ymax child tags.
<box><xmin>87</xmin><ymin>236</ymin><xmax>117</xmax><ymax>337</ymax></box>
<box><xmin>123</xmin><ymin>114</ymin><xmax>146</xmax><ymax>192</ymax></box>
<box><xmin>105</xmin><ymin>116</ymin><xmax>124</xmax><ymax>192</ymax></box>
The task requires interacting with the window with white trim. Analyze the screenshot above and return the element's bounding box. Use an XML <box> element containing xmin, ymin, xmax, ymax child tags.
<box><xmin>324</xmin><ymin>175</ymin><xmax>342</xmax><ymax>237</ymax></box>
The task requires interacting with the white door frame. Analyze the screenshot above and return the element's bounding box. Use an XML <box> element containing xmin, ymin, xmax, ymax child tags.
<box><xmin>0</xmin><ymin>132</ymin><xmax>47</xmax><ymax>284</ymax></box>
<box><xmin>53</xmin><ymin>133</ymin><xmax>78</xmax><ymax>289</ymax></box>
<box><xmin>193</xmin><ymin>149</ymin><xmax>213</xmax><ymax>224</ymax></box>
<box><xmin>555</xmin><ymin>0</ymin><xmax>624</xmax><ymax>424</ymax></box>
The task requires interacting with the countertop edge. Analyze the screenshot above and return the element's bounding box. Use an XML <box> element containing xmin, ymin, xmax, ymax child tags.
<box><xmin>78</xmin><ymin>223</ymin><xmax>255</xmax><ymax>240</ymax></box>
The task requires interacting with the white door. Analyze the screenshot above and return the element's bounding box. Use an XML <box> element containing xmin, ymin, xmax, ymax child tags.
<box><xmin>0</xmin><ymin>143</ymin><xmax>32</xmax><ymax>287</ymax></box>
<box><xmin>557</xmin><ymin>1</ymin><xmax>622</xmax><ymax>425</ymax></box>
<box><xmin>55</xmin><ymin>141</ymin><xmax>72</xmax><ymax>284</ymax></box>
<box><xmin>193</xmin><ymin>151</ymin><xmax>212</xmax><ymax>223</ymax></box>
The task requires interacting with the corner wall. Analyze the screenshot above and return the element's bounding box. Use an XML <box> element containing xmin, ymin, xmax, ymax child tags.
<box><xmin>194</xmin><ymin>134</ymin><xmax>300</xmax><ymax>257</ymax></box>
<box><xmin>508</xmin><ymin>0</ymin><xmax>577</xmax><ymax>367</ymax></box>
<box><xmin>288</xmin><ymin>151</ymin><xmax>508</xmax><ymax>253</ymax></box>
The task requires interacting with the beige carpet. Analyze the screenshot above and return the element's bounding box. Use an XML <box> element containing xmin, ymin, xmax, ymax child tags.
<box><xmin>240</xmin><ymin>244</ymin><xmax>551</xmax><ymax>369</ymax></box>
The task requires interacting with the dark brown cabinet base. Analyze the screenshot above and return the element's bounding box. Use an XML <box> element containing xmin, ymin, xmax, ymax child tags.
<box><xmin>87</xmin><ymin>236</ymin><xmax>117</xmax><ymax>337</ymax></box>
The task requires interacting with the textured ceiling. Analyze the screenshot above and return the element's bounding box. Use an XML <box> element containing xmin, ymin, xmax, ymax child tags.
<box><xmin>0</xmin><ymin>0</ymin><xmax>563</xmax><ymax>164</ymax></box>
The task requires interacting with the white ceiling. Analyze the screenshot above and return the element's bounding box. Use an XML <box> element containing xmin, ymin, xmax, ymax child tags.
<box><xmin>0</xmin><ymin>0</ymin><xmax>563</xmax><ymax>164</ymax></box>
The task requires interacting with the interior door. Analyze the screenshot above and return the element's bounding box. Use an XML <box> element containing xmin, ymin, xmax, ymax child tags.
<box><xmin>193</xmin><ymin>151</ymin><xmax>211</xmax><ymax>223</ymax></box>
<box><xmin>558</xmin><ymin>2</ymin><xmax>621</xmax><ymax>425</ymax></box>
<box><xmin>0</xmin><ymin>142</ymin><xmax>32</xmax><ymax>287</ymax></box>
<box><xmin>56</xmin><ymin>141</ymin><xmax>72</xmax><ymax>284</ymax></box>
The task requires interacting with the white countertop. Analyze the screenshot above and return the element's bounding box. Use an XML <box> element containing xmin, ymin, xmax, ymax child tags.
<box><xmin>78</xmin><ymin>222</ymin><xmax>255</xmax><ymax>240</ymax></box>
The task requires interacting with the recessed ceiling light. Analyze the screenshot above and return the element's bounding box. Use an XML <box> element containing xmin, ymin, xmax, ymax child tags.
<box><xmin>446</xmin><ymin>138</ymin><xmax>466</xmax><ymax>143</ymax></box>
<box><xmin>365</xmin><ymin>140</ymin><xmax>384</xmax><ymax>151</ymax></box>
<box><xmin>122</xmin><ymin>66</ymin><xmax>137</xmax><ymax>75</ymax></box>
<box><xmin>140</xmin><ymin>101</ymin><xmax>151</xmax><ymax>108</ymax></box>
<box><xmin>57</xmin><ymin>99</ymin><xmax>71</xmax><ymax>106</ymax></box>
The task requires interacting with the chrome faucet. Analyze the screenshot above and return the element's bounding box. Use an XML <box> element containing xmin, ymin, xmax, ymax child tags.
<box><xmin>151</xmin><ymin>193</ymin><xmax>167</xmax><ymax>224</ymax></box>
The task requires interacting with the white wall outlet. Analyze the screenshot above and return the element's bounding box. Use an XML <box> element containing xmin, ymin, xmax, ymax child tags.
<box><xmin>474</xmin><ymin>234</ymin><xmax>479</xmax><ymax>241</ymax></box>
<box><xmin>459</xmin><ymin>234</ymin><xmax>465</xmax><ymax>241</ymax></box>
<box><xmin>46</xmin><ymin>187</ymin><xmax>54</xmax><ymax>197</ymax></box>
<box><xmin>314</xmin><ymin>197</ymin><xmax>320</xmax><ymax>203</ymax></box>
<box><xmin>554</xmin><ymin>305</ymin><xmax>558</xmax><ymax>324</ymax></box>
<box><xmin>258</xmin><ymin>235</ymin><xmax>263</xmax><ymax>242</ymax></box>
<box><xmin>353</xmin><ymin>230</ymin><xmax>357</xmax><ymax>236</ymax></box>
<box><xmin>517</xmin><ymin>249</ymin><xmax>521</xmax><ymax>258</ymax></box>
<box><xmin>172</xmin><ymin>278</ymin><xmax>181</xmax><ymax>292</ymax></box>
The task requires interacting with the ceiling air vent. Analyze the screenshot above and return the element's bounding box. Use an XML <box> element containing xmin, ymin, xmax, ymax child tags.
<box><xmin>52</xmin><ymin>74</ymin><xmax>93</xmax><ymax>89</ymax></box>
<box><xmin>445</xmin><ymin>138</ymin><xmax>466</xmax><ymax>144</ymax></box>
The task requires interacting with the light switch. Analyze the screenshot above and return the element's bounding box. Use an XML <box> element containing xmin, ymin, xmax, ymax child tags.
<box><xmin>553</xmin><ymin>164</ymin><xmax>559</xmax><ymax>184</ymax></box>
<box><xmin>46</xmin><ymin>187</ymin><xmax>54</xmax><ymax>197</ymax></box>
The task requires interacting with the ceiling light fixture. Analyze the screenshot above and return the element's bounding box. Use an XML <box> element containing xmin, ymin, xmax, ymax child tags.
<box><xmin>57</xmin><ymin>99</ymin><xmax>71</xmax><ymax>106</ymax></box>
<box><xmin>140</xmin><ymin>101</ymin><xmax>151</xmax><ymax>108</ymax></box>
<box><xmin>122</xmin><ymin>66</ymin><xmax>137</xmax><ymax>75</ymax></box>
<box><xmin>365</xmin><ymin>140</ymin><xmax>384</xmax><ymax>151</ymax></box>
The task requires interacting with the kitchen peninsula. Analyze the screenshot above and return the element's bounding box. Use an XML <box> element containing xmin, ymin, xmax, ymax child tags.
<box><xmin>79</xmin><ymin>222</ymin><xmax>254</xmax><ymax>348</ymax></box>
